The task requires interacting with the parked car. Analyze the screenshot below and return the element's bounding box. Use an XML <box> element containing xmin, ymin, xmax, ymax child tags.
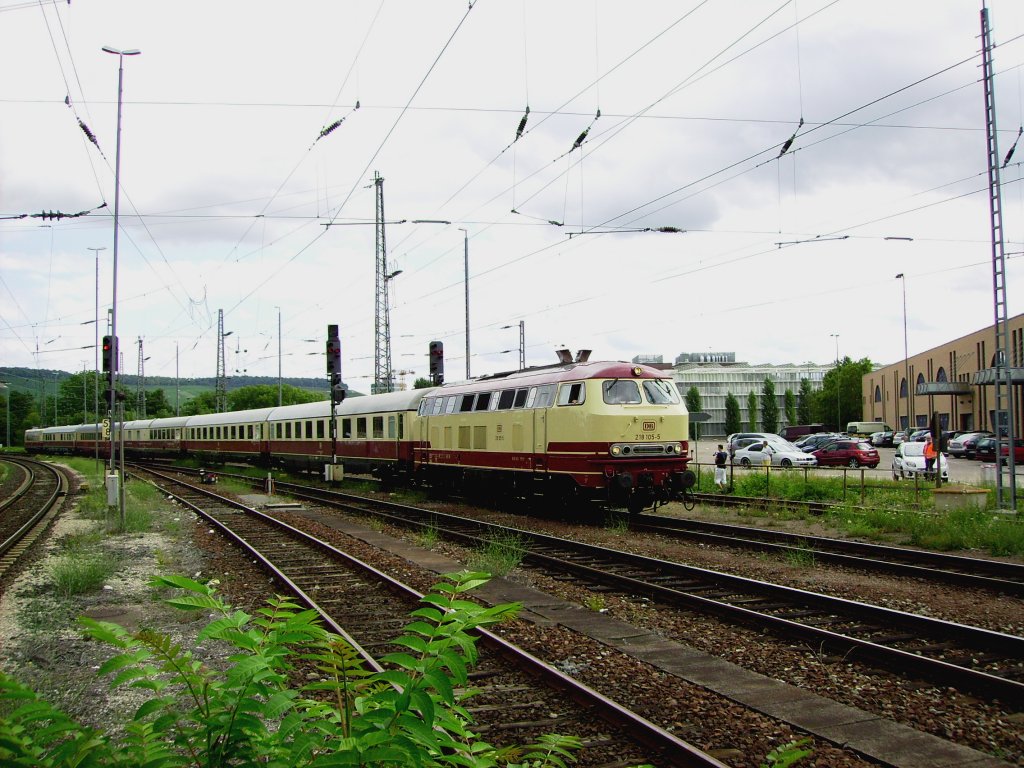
<box><xmin>892</xmin><ymin>430</ymin><xmax>908</xmax><ymax>446</ymax></box>
<box><xmin>892</xmin><ymin>441</ymin><xmax>949</xmax><ymax>482</ymax></box>
<box><xmin>794</xmin><ymin>433</ymin><xmax>842</xmax><ymax>453</ymax></box>
<box><xmin>870</xmin><ymin>430</ymin><xmax>894</xmax><ymax>447</ymax></box>
<box><xmin>733</xmin><ymin>441</ymin><xmax>817</xmax><ymax>468</ymax></box>
<box><xmin>948</xmin><ymin>431</ymin><xmax>993</xmax><ymax>458</ymax></box>
<box><xmin>812</xmin><ymin>439</ymin><xmax>880</xmax><ymax>468</ymax></box>
<box><xmin>999</xmin><ymin>439</ymin><xmax>1024</xmax><ymax>465</ymax></box>
<box><xmin>974</xmin><ymin>437</ymin><xmax>998</xmax><ymax>462</ymax></box>
<box><xmin>727</xmin><ymin>432</ymin><xmax>779</xmax><ymax>456</ymax></box>
<box><xmin>779</xmin><ymin>424</ymin><xmax>825</xmax><ymax>441</ymax></box>
<box><xmin>908</xmin><ymin>429</ymin><xmax>932</xmax><ymax>442</ymax></box>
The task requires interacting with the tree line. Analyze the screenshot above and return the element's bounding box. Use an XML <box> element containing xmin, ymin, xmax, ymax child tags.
<box><xmin>684</xmin><ymin>357</ymin><xmax>874</xmax><ymax>439</ymax></box>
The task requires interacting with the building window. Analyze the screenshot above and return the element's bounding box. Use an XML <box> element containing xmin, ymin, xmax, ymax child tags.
<box><xmin>899</xmin><ymin>378</ymin><xmax>908</xmax><ymax>398</ymax></box>
<box><xmin>936</xmin><ymin>367</ymin><xmax>947</xmax><ymax>383</ymax></box>
<box><xmin>874</xmin><ymin>385</ymin><xmax>881</xmax><ymax>403</ymax></box>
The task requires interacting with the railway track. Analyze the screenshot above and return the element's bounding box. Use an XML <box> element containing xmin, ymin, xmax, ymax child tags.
<box><xmin>0</xmin><ymin>457</ymin><xmax>68</xmax><ymax>583</ymax></box>
<box><xmin>185</xmin><ymin>470</ymin><xmax>1024</xmax><ymax>707</ymax></box>
<box><xmin>132</xmin><ymin>465</ymin><xmax>724</xmax><ymax>768</ymax></box>
<box><xmin>630</xmin><ymin>512</ymin><xmax>1024</xmax><ymax>595</ymax></box>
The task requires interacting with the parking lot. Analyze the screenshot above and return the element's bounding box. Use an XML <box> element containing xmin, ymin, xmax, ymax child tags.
<box><xmin>691</xmin><ymin>438</ymin><xmax>1024</xmax><ymax>486</ymax></box>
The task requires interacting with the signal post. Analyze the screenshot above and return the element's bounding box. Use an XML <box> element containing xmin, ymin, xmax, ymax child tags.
<box><xmin>325</xmin><ymin>325</ymin><xmax>347</xmax><ymax>481</ymax></box>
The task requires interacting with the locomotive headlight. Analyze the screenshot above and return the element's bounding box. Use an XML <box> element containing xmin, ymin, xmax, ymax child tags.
<box><xmin>610</xmin><ymin>444</ymin><xmax>622</xmax><ymax>456</ymax></box>
<box><xmin>669</xmin><ymin>442</ymin><xmax>683</xmax><ymax>454</ymax></box>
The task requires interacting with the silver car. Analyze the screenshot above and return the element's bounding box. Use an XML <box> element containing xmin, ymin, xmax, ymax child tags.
<box><xmin>734</xmin><ymin>441</ymin><xmax>818</xmax><ymax>468</ymax></box>
<box><xmin>892</xmin><ymin>441</ymin><xmax>948</xmax><ymax>482</ymax></box>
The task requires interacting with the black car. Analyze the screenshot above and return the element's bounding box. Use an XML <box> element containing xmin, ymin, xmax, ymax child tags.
<box><xmin>795</xmin><ymin>433</ymin><xmax>842</xmax><ymax>453</ymax></box>
<box><xmin>974</xmin><ymin>437</ymin><xmax>998</xmax><ymax>462</ymax></box>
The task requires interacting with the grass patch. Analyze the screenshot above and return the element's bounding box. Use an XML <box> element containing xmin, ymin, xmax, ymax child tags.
<box><xmin>48</xmin><ymin>551</ymin><xmax>120</xmax><ymax>598</ymax></box>
<box><xmin>468</xmin><ymin>531</ymin><xmax>525</xmax><ymax>577</ymax></box>
<box><xmin>416</xmin><ymin>523</ymin><xmax>440</xmax><ymax>549</ymax></box>
<box><xmin>604</xmin><ymin>513</ymin><xmax>629</xmax><ymax>533</ymax></box>
<box><xmin>783</xmin><ymin>545</ymin><xmax>816</xmax><ymax>568</ymax></box>
<box><xmin>15</xmin><ymin>595</ymin><xmax>76</xmax><ymax>633</ymax></box>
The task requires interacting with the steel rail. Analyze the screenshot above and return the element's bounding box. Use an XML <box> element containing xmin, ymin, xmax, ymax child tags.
<box><xmin>133</xmin><ymin>465</ymin><xmax>724</xmax><ymax>768</ymax></box>
<box><xmin>0</xmin><ymin>457</ymin><xmax>67</xmax><ymax>571</ymax></box>
<box><xmin>238</xmin><ymin>477</ymin><xmax>1024</xmax><ymax>706</ymax></box>
<box><xmin>631</xmin><ymin>513</ymin><xmax>1024</xmax><ymax>595</ymax></box>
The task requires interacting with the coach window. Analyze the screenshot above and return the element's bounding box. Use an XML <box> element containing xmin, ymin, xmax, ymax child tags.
<box><xmin>229</xmin><ymin>426</ymin><xmax>236</xmax><ymax>439</ymax></box>
<box><xmin>285</xmin><ymin>423</ymin><xmax>292</xmax><ymax>439</ymax></box>
<box><xmin>294</xmin><ymin>421</ymin><xmax>302</xmax><ymax>439</ymax></box>
<box><xmin>397</xmin><ymin>413</ymin><xmax>404</xmax><ymax>438</ymax></box>
<box><xmin>305</xmin><ymin>421</ymin><xmax>313</xmax><ymax>439</ymax></box>
<box><xmin>643</xmin><ymin>379</ymin><xmax>679</xmax><ymax>404</ymax></box>
<box><xmin>203</xmin><ymin>427</ymin><xmax>208</xmax><ymax>440</ymax></box>
<box><xmin>275</xmin><ymin>423</ymin><xmax>282</xmax><ymax>439</ymax></box>
<box><xmin>373</xmin><ymin>416</ymin><xmax>384</xmax><ymax>438</ymax></box>
<box><xmin>387</xmin><ymin>415</ymin><xmax>396</xmax><ymax>438</ymax></box>
<box><xmin>342</xmin><ymin>418</ymin><xmax>352</xmax><ymax>438</ymax></box>
<box><xmin>475</xmin><ymin>392</ymin><xmax>491</xmax><ymax>411</ymax></box>
<box><xmin>316</xmin><ymin>420</ymin><xmax>324</xmax><ymax>439</ymax></box>
<box><xmin>603</xmin><ymin>380</ymin><xmax>641</xmax><ymax>404</ymax></box>
<box><xmin>356</xmin><ymin>418</ymin><xmax>367</xmax><ymax>438</ymax></box>
<box><xmin>246</xmin><ymin>425</ymin><xmax>253</xmax><ymax>440</ymax></box>
<box><xmin>498</xmin><ymin>389</ymin><xmax>516</xmax><ymax>410</ymax></box>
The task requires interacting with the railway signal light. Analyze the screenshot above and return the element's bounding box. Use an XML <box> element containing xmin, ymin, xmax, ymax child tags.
<box><xmin>102</xmin><ymin>335</ymin><xmax>118</xmax><ymax>374</ymax></box>
<box><xmin>429</xmin><ymin>341</ymin><xmax>444</xmax><ymax>385</ymax></box>
<box><xmin>326</xmin><ymin>324</ymin><xmax>341</xmax><ymax>380</ymax></box>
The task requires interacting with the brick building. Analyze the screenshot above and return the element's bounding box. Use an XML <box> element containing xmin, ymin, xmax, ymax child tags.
<box><xmin>861</xmin><ymin>313</ymin><xmax>1024</xmax><ymax>435</ymax></box>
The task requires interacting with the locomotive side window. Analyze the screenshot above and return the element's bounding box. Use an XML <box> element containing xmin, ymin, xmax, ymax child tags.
<box><xmin>603</xmin><ymin>380</ymin><xmax>641</xmax><ymax>404</ymax></box>
<box><xmin>496</xmin><ymin>390</ymin><xmax>514</xmax><ymax>410</ymax></box>
<box><xmin>432</xmin><ymin>398</ymin><xmax>444</xmax><ymax>416</ymax></box>
<box><xmin>557</xmin><ymin>382</ymin><xmax>586</xmax><ymax>406</ymax></box>
<box><xmin>445</xmin><ymin>397</ymin><xmax>457</xmax><ymax>414</ymax></box>
<box><xmin>342</xmin><ymin>418</ymin><xmax>352</xmax><ymax>438</ymax></box>
<box><xmin>535</xmin><ymin>384</ymin><xmax>556</xmax><ymax>408</ymax></box>
<box><xmin>373</xmin><ymin>416</ymin><xmax>384</xmax><ymax>438</ymax></box>
<box><xmin>418</xmin><ymin>398</ymin><xmax>431</xmax><ymax>416</ymax></box>
<box><xmin>643</xmin><ymin>379</ymin><xmax>680</xmax><ymax>404</ymax></box>
<box><xmin>513</xmin><ymin>388</ymin><xmax>528</xmax><ymax>408</ymax></box>
<box><xmin>459</xmin><ymin>394</ymin><xmax>474</xmax><ymax>412</ymax></box>
<box><xmin>356</xmin><ymin>418</ymin><xmax>367</xmax><ymax>438</ymax></box>
<box><xmin>490</xmin><ymin>392</ymin><xmax>503</xmax><ymax>411</ymax></box>
<box><xmin>475</xmin><ymin>392</ymin><xmax>491</xmax><ymax>411</ymax></box>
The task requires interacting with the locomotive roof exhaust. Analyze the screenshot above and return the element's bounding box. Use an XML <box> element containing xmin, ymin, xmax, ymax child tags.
<box><xmin>555</xmin><ymin>349</ymin><xmax>592</xmax><ymax>364</ymax></box>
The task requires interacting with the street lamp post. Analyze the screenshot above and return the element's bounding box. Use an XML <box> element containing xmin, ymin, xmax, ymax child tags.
<box><xmin>458</xmin><ymin>228</ymin><xmax>470</xmax><ymax>379</ymax></box>
<box><xmin>102</xmin><ymin>44</ymin><xmax>140</xmax><ymax>527</ymax></box>
<box><xmin>88</xmin><ymin>246</ymin><xmax>106</xmax><ymax>472</ymax></box>
<box><xmin>895</xmin><ymin>273</ymin><xmax>910</xmax><ymax>433</ymax></box>
<box><xmin>830</xmin><ymin>333</ymin><xmax>841</xmax><ymax>430</ymax></box>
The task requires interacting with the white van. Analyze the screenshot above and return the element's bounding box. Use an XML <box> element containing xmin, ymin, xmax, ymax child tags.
<box><xmin>846</xmin><ymin>421</ymin><xmax>891</xmax><ymax>438</ymax></box>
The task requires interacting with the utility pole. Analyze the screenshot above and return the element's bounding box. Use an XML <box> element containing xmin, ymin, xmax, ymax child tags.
<box><xmin>136</xmin><ymin>337</ymin><xmax>146</xmax><ymax>418</ymax></box>
<box><xmin>215</xmin><ymin>309</ymin><xmax>228</xmax><ymax>412</ymax></box>
<box><xmin>373</xmin><ymin>171</ymin><xmax>394</xmax><ymax>394</ymax></box>
<box><xmin>981</xmin><ymin>6</ymin><xmax>1017</xmax><ymax>511</ymax></box>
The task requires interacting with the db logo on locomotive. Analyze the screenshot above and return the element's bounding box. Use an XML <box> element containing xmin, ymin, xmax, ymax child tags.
<box><xmin>642</xmin><ymin>421</ymin><xmax>656</xmax><ymax>431</ymax></box>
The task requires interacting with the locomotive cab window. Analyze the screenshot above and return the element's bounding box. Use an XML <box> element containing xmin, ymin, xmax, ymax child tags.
<box><xmin>603</xmin><ymin>380</ymin><xmax>641</xmax><ymax>404</ymax></box>
<box><xmin>497</xmin><ymin>389</ymin><xmax>515</xmax><ymax>410</ymax></box>
<box><xmin>474</xmin><ymin>392</ymin><xmax>491</xmax><ymax>411</ymax></box>
<box><xmin>557</xmin><ymin>382</ymin><xmax>586</xmax><ymax>406</ymax></box>
<box><xmin>643</xmin><ymin>379</ymin><xmax>680</xmax><ymax>404</ymax></box>
<box><xmin>513</xmin><ymin>388</ymin><xmax>528</xmax><ymax>408</ymax></box>
<box><xmin>535</xmin><ymin>384</ymin><xmax>556</xmax><ymax>408</ymax></box>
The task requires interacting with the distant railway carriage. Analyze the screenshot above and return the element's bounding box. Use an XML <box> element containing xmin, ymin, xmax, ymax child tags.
<box><xmin>22</xmin><ymin>358</ymin><xmax>692</xmax><ymax>513</ymax></box>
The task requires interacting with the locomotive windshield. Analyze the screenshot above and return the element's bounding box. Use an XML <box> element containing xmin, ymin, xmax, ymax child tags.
<box><xmin>643</xmin><ymin>379</ymin><xmax>680</xmax><ymax>404</ymax></box>
<box><xmin>603</xmin><ymin>380</ymin><xmax>642</xmax><ymax>404</ymax></box>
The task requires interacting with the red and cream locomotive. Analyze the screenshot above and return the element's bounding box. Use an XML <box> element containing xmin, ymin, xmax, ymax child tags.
<box><xmin>26</xmin><ymin>355</ymin><xmax>693</xmax><ymax>513</ymax></box>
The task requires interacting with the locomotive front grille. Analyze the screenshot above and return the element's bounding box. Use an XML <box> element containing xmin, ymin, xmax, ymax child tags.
<box><xmin>630</xmin><ymin>445</ymin><xmax>667</xmax><ymax>455</ymax></box>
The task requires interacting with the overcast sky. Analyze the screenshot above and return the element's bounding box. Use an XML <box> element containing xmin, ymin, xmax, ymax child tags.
<box><xmin>3</xmin><ymin>0</ymin><xmax>1024</xmax><ymax>390</ymax></box>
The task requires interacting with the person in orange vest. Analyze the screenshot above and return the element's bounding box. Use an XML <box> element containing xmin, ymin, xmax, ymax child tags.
<box><xmin>924</xmin><ymin>436</ymin><xmax>937</xmax><ymax>476</ymax></box>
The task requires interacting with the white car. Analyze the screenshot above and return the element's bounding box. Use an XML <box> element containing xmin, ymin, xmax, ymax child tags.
<box><xmin>733</xmin><ymin>441</ymin><xmax>817</xmax><ymax>468</ymax></box>
<box><xmin>892</xmin><ymin>442</ymin><xmax>948</xmax><ymax>482</ymax></box>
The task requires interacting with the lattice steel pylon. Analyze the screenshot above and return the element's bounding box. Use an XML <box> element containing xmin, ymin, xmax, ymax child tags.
<box><xmin>136</xmin><ymin>336</ymin><xmax>146</xmax><ymax>418</ymax></box>
<box><xmin>372</xmin><ymin>171</ymin><xmax>394</xmax><ymax>394</ymax></box>
<box><xmin>215</xmin><ymin>309</ymin><xmax>228</xmax><ymax>412</ymax></box>
<box><xmin>981</xmin><ymin>7</ymin><xmax>1017</xmax><ymax>510</ymax></box>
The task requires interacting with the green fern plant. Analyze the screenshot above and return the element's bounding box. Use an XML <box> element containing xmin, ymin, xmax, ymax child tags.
<box><xmin>0</xmin><ymin>571</ymin><xmax>583</xmax><ymax>768</ymax></box>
